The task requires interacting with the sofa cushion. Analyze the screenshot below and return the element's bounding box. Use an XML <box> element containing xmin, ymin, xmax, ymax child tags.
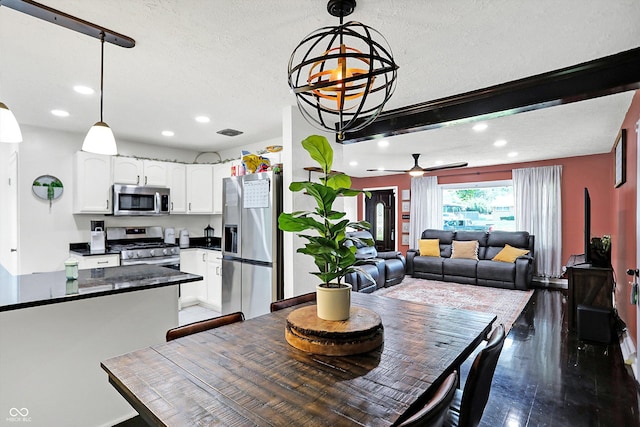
<box><xmin>443</xmin><ymin>258</ymin><xmax>477</xmax><ymax>278</ymax></box>
<box><xmin>477</xmin><ymin>260</ymin><xmax>515</xmax><ymax>282</ymax></box>
<box><xmin>451</xmin><ymin>240</ymin><xmax>479</xmax><ymax>260</ymax></box>
<box><xmin>413</xmin><ymin>256</ymin><xmax>444</xmax><ymax>276</ymax></box>
<box><xmin>492</xmin><ymin>244</ymin><xmax>530</xmax><ymax>263</ymax></box>
<box><xmin>418</xmin><ymin>239</ymin><xmax>440</xmax><ymax>257</ymax></box>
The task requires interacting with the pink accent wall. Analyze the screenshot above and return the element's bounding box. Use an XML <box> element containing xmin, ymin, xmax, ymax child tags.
<box><xmin>352</xmin><ymin>89</ymin><xmax>639</xmax><ymax>344</ymax></box>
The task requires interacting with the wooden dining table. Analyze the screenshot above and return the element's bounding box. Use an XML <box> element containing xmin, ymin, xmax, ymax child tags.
<box><xmin>101</xmin><ymin>292</ymin><xmax>496</xmax><ymax>426</ymax></box>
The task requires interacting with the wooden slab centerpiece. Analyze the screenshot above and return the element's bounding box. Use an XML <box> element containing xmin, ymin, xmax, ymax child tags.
<box><xmin>285</xmin><ymin>305</ymin><xmax>384</xmax><ymax>356</ymax></box>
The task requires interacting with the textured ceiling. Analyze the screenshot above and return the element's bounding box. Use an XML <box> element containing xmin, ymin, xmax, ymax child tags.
<box><xmin>1</xmin><ymin>0</ymin><xmax>639</xmax><ymax>176</ymax></box>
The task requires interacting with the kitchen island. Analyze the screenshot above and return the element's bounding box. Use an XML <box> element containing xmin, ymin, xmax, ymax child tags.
<box><xmin>0</xmin><ymin>265</ymin><xmax>202</xmax><ymax>427</ymax></box>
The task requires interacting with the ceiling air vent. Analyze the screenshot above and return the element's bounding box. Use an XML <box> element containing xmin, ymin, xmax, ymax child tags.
<box><xmin>216</xmin><ymin>128</ymin><xmax>243</xmax><ymax>137</ymax></box>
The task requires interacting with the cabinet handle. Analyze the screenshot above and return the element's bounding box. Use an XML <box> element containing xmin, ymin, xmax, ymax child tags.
<box><xmin>97</xmin><ymin>261</ymin><xmax>109</xmax><ymax>265</ymax></box>
<box><xmin>216</xmin><ymin>266</ymin><xmax>220</xmax><ymax>275</ymax></box>
<box><xmin>189</xmin><ymin>202</ymin><xmax>192</xmax><ymax>211</ymax></box>
<box><xmin>136</xmin><ymin>175</ymin><xmax>140</xmax><ymax>185</ymax></box>
<box><xmin>145</xmin><ymin>176</ymin><xmax>148</xmax><ymax>185</ymax></box>
<box><xmin>202</xmin><ymin>253</ymin><xmax>206</xmax><ymax>262</ymax></box>
<box><xmin>106</xmin><ymin>200</ymin><xmax>109</xmax><ymax>210</ymax></box>
<box><xmin>171</xmin><ymin>202</ymin><xmax>174</xmax><ymax>211</ymax></box>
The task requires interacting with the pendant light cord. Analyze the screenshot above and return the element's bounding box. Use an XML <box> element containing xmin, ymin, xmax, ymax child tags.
<box><xmin>100</xmin><ymin>31</ymin><xmax>105</xmax><ymax>122</ymax></box>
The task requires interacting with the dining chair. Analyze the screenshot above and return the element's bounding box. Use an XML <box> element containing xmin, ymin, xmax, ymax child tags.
<box><xmin>166</xmin><ymin>311</ymin><xmax>245</xmax><ymax>341</ymax></box>
<box><xmin>445</xmin><ymin>324</ymin><xmax>506</xmax><ymax>427</ymax></box>
<box><xmin>398</xmin><ymin>371</ymin><xmax>458</xmax><ymax>427</ymax></box>
<box><xmin>269</xmin><ymin>292</ymin><xmax>316</xmax><ymax>312</ymax></box>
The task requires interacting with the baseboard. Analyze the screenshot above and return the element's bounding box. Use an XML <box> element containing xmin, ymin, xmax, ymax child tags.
<box><xmin>619</xmin><ymin>329</ymin><xmax>638</xmax><ymax>381</ymax></box>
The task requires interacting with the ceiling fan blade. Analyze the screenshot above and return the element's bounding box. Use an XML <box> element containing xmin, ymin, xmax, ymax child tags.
<box><xmin>366</xmin><ymin>169</ymin><xmax>409</xmax><ymax>172</ymax></box>
<box><xmin>422</xmin><ymin>161</ymin><xmax>468</xmax><ymax>172</ymax></box>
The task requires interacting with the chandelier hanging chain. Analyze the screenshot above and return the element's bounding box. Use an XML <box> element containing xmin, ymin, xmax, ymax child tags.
<box><xmin>100</xmin><ymin>31</ymin><xmax>105</xmax><ymax>123</ymax></box>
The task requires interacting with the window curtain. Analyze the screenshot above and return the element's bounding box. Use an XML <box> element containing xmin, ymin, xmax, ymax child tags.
<box><xmin>409</xmin><ymin>176</ymin><xmax>442</xmax><ymax>249</ymax></box>
<box><xmin>512</xmin><ymin>165</ymin><xmax>563</xmax><ymax>278</ymax></box>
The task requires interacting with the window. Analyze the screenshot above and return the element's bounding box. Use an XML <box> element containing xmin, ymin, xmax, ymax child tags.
<box><xmin>375</xmin><ymin>202</ymin><xmax>384</xmax><ymax>240</ymax></box>
<box><xmin>441</xmin><ymin>180</ymin><xmax>515</xmax><ymax>232</ymax></box>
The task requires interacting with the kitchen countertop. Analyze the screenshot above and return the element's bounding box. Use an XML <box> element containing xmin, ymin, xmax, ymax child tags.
<box><xmin>0</xmin><ymin>265</ymin><xmax>202</xmax><ymax>312</ymax></box>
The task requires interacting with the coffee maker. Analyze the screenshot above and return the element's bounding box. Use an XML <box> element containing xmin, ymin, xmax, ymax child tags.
<box><xmin>90</xmin><ymin>220</ymin><xmax>106</xmax><ymax>253</ymax></box>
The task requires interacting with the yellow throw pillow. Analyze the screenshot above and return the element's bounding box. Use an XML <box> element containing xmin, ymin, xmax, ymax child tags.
<box><xmin>451</xmin><ymin>240</ymin><xmax>479</xmax><ymax>260</ymax></box>
<box><xmin>492</xmin><ymin>244</ymin><xmax>530</xmax><ymax>263</ymax></box>
<box><xmin>418</xmin><ymin>239</ymin><xmax>440</xmax><ymax>257</ymax></box>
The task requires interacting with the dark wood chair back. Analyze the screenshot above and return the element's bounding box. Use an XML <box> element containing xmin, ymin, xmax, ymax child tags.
<box><xmin>456</xmin><ymin>324</ymin><xmax>506</xmax><ymax>427</ymax></box>
<box><xmin>270</xmin><ymin>292</ymin><xmax>316</xmax><ymax>312</ymax></box>
<box><xmin>398</xmin><ymin>371</ymin><xmax>458</xmax><ymax>427</ymax></box>
<box><xmin>166</xmin><ymin>311</ymin><xmax>245</xmax><ymax>341</ymax></box>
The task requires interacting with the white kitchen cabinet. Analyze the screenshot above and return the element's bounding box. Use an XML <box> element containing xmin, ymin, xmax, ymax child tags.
<box><xmin>167</xmin><ymin>162</ymin><xmax>187</xmax><ymax>213</ymax></box>
<box><xmin>205</xmin><ymin>250</ymin><xmax>222</xmax><ymax>311</ymax></box>
<box><xmin>213</xmin><ymin>163</ymin><xmax>231</xmax><ymax>214</ymax></box>
<box><xmin>112</xmin><ymin>157</ymin><xmax>167</xmax><ymax>186</ymax></box>
<box><xmin>73</xmin><ymin>151</ymin><xmax>112</xmax><ymax>214</ymax></box>
<box><xmin>75</xmin><ymin>254</ymin><xmax>120</xmax><ymax>270</ymax></box>
<box><xmin>186</xmin><ymin>164</ymin><xmax>214</xmax><ymax>214</ymax></box>
<box><xmin>179</xmin><ymin>249</ymin><xmax>206</xmax><ymax>307</ymax></box>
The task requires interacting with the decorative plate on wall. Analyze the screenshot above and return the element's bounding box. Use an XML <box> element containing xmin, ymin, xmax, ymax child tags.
<box><xmin>32</xmin><ymin>175</ymin><xmax>63</xmax><ymax>206</ymax></box>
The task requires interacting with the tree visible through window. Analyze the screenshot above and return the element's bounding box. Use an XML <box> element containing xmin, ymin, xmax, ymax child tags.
<box><xmin>442</xmin><ymin>181</ymin><xmax>515</xmax><ymax>232</ymax></box>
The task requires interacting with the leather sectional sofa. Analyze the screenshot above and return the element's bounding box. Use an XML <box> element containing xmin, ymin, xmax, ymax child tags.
<box><xmin>344</xmin><ymin>231</ymin><xmax>406</xmax><ymax>293</ymax></box>
<box><xmin>406</xmin><ymin>229</ymin><xmax>535</xmax><ymax>290</ymax></box>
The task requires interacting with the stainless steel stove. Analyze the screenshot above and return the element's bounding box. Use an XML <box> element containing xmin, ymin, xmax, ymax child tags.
<box><xmin>106</xmin><ymin>226</ymin><xmax>180</xmax><ymax>267</ymax></box>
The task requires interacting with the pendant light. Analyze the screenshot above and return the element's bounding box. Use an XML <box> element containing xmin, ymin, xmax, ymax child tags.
<box><xmin>288</xmin><ymin>0</ymin><xmax>398</xmax><ymax>140</ymax></box>
<box><xmin>82</xmin><ymin>31</ymin><xmax>117</xmax><ymax>155</ymax></box>
<box><xmin>0</xmin><ymin>101</ymin><xmax>23</xmax><ymax>143</ymax></box>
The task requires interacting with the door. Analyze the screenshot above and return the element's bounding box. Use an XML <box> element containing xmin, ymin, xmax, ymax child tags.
<box><xmin>636</xmin><ymin>120</ymin><xmax>640</xmax><ymax>377</ymax></box>
<box><xmin>365</xmin><ymin>189</ymin><xmax>396</xmax><ymax>251</ymax></box>
<box><xmin>7</xmin><ymin>152</ymin><xmax>18</xmax><ymax>274</ymax></box>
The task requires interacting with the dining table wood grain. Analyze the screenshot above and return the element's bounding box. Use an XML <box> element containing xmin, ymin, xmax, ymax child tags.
<box><xmin>101</xmin><ymin>291</ymin><xmax>496</xmax><ymax>426</ymax></box>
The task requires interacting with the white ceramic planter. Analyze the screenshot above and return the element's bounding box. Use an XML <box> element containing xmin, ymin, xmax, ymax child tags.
<box><xmin>316</xmin><ymin>283</ymin><xmax>352</xmax><ymax>321</ymax></box>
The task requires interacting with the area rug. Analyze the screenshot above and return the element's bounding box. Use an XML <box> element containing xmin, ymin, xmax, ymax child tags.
<box><xmin>374</xmin><ymin>277</ymin><xmax>534</xmax><ymax>332</ymax></box>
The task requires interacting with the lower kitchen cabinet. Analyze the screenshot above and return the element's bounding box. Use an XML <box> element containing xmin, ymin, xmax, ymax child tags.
<box><xmin>179</xmin><ymin>249</ymin><xmax>222</xmax><ymax>311</ymax></box>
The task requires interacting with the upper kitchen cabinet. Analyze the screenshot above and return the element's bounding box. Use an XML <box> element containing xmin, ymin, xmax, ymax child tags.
<box><xmin>112</xmin><ymin>157</ymin><xmax>167</xmax><ymax>186</ymax></box>
<box><xmin>73</xmin><ymin>151</ymin><xmax>112</xmax><ymax>214</ymax></box>
<box><xmin>213</xmin><ymin>163</ymin><xmax>231</xmax><ymax>214</ymax></box>
<box><xmin>186</xmin><ymin>164</ymin><xmax>214</xmax><ymax>214</ymax></box>
<box><xmin>167</xmin><ymin>163</ymin><xmax>187</xmax><ymax>214</ymax></box>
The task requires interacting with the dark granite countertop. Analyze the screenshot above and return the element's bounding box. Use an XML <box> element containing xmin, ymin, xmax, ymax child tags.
<box><xmin>69</xmin><ymin>242</ymin><xmax>120</xmax><ymax>257</ymax></box>
<box><xmin>0</xmin><ymin>265</ymin><xmax>202</xmax><ymax>312</ymax></box>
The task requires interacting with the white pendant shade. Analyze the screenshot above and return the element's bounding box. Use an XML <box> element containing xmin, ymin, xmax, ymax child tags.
<box><xmin>82</xmin><ymin>121</ymin><xmax>117</xmax><ymax>155</ymax></box>
<box><xmin>0</xmin><ymin>102</ymin><xmax>23</xmax><ymax>143</ymax></box>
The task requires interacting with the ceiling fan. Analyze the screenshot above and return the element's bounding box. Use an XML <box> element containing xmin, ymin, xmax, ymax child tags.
<box><xmin>367</xmin><ymin>154</ymin><xmax>468</xmax><ymax>176</ymax></box>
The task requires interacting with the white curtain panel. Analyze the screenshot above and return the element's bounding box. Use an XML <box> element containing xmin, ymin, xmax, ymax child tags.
<box><xmin>513</xmin><ymin>165</ymin><xmax>563</xmax><ymax>278</ymax></box>
<box><xmin>409</xmin><ymin>176</ymin><xmax>442</xmax><ymax>249</ymax></box>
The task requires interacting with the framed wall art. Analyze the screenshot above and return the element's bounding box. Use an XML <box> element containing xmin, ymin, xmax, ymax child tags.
<box><xmin>614</xmin><ymin>129</ymin><xmax>626</xmax><ymax>188</ymax></box>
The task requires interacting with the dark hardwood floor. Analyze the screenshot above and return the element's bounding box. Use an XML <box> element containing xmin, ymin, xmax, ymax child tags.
<box><xmin>116</xmin><ymin>288</ymin><xmax>639</xmax><ymax>426</ymax></box>
<box><xmin>469</xmin><ymin>288</ymin><xmax>640</xmax><ymax>427</ymax></box>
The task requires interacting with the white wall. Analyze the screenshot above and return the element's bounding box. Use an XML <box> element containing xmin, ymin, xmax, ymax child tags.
<box><xmin>281</xmin><ymin>106</ymin><xmax>347</xmax><ymax>298</ymax></box>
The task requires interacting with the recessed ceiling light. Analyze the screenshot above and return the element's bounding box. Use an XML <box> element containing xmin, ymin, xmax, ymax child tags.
<box><xmin>73</xmin><ymin>85</ymin><xmax>94</xmax><ymax>95</ymax></box>
<box><xmin>507</xmin><ymin>151</ymin><xmax>518</xmax><ymax>157</ymax></box>
<box><xmin>51</xmin><ymin>109</ymin><xmax>69</xmax><ymax>117</ymax></box>
<box><xmin>494</xmin><ymin>139</ymin><xmax>507</xmax><ymax>147</ymax></box>
<box><xmin>161</xmin><ymin>130</ymin><xmax>175</xmax><ymax>137</ymax></box>
<box><xmin>472</xmin><ymin>123</ymin><xmax>488</xmax><ymax>132</ymax></box>
<box><xmin>195</xmin><ymin>116</ymin><xmax>210</xmax><ymax>123</ymax></box>
<box><xmin>378</xmin><ymin>140</ymin><xmax>389</xmax><ymax>147</ymax></box>
<box><xmin>349</xmin><ymin>161</ymin><xmax>358</xmax><ymax>166</ymax></box>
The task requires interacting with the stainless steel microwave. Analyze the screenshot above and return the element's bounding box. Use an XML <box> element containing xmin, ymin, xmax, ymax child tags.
<box><xmin>112</xmin><ymin>184</ymin><xmax>170</xmax><ymax>216</ymax></box>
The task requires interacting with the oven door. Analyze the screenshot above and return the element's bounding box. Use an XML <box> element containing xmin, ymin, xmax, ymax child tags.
<box><xmin>120</xmin><ymin>257</ymin><xmax>180</xmax><ymax>269</ymax></box>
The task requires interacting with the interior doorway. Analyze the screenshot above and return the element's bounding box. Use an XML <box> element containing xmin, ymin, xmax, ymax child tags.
<box><xmin>364</xmin><ymin>188</ymin><xmax>397</xmax><ymax>252</ymax></box>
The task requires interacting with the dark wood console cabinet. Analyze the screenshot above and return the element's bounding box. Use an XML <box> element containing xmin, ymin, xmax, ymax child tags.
<box><xmin>567</xmin><ymin>264</ymin><xmax>614</xmax><ymax>330</ymax></box>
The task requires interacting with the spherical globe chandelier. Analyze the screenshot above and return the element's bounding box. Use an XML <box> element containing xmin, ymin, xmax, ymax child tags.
<box><xmin>288</xmin><ymin>0</ymin><xmax>398</xmax><ymax>140</ymax></box>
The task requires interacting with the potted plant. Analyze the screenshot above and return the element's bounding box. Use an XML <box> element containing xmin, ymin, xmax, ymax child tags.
<box><xmin>278</xmin><ymin>135</ymin><xmax>372</xmax><ymax>321</ymax></box>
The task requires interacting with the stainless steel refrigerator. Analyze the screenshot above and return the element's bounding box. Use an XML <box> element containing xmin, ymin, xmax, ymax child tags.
<box><xmin>221</xmin><ymin>171</ymin><xmax>283</xmax><ymax>319</ymax></box>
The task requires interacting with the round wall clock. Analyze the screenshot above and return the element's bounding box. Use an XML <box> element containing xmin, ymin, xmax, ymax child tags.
<box><xmin>32</xmin><ymin>175</ymin><xmax>64</xmax><ymax>206</ymax></box>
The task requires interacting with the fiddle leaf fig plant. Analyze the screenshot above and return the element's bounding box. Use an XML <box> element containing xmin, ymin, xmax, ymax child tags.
<box><xmin>278</xmin><ymin>135</ymin><xmax>373</xmax><ymax>287</ymax></box>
